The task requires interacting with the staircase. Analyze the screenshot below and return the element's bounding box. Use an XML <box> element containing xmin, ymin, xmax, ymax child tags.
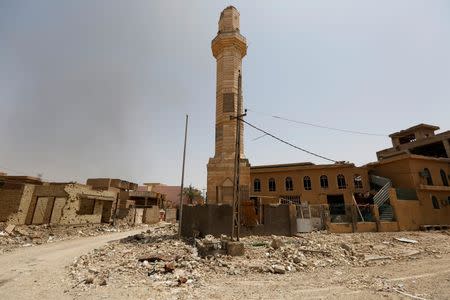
<box><xmin>370</xmin><ymin>175</ymin><xmax>395</xmax><ymax>222</ymax></box>
<box><xmin>379</xmin><ymin>204</ymin><xmax>394</xmax><ymax>221</ymax></box>
<box><xmin>371</xmin><ymin>175</ymin><xmax>392</xmax><ymax>207</ymax></box>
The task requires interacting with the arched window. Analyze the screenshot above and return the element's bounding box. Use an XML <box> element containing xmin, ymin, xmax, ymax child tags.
<box><xmin>432</xmin><ymin>196</ymin><xmax>439</xmax><ymax>209</ymax></box>
<box><xmin>285</xmin><ymin>177</ymin><xmax>293</xmax><ymax>191</ymax></box>
<box><xmin>337</xmin><ymin>174</ymin><xmax>346</xmax><ymax>189</ymax></box>
<box><xmin>268</xmin><ymin>178</ymin><xmax>276</xmax><ymax>192</ymax></box>
<box><xmin>253</xmin><ymin>179</ymin><xmax>261</xmax><ymax>192</ymax></box>
<box><xmin>320</xmin><ymin>175</ymin><xmax>328</xmax><ymax>189</ymax></box>
<box><xmin>440</xmin><ymin>169</ymin><xmax>448</xmax><ymax>186</ymax></box>
<box><xmin>303</xmin><ymin>176</ymin><xmax>312</xmax><ymax>190</ymax></box>
<box><xmin>353</xmin><ymin>174</ymin><xmax>363</xmax><ymax>189</ymax></box>
<box><xmin>424</xmin><ymin>168</ymin><xmax>433</xmax><ymax>185</ymax></box>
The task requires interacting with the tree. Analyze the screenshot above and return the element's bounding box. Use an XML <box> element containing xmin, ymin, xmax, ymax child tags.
<box><xmin>181</xmin><ymin>185</ymin><xmax>203</xmax><ymax>205</ymax></box>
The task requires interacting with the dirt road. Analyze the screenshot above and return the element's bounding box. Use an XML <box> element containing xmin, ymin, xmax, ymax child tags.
<box><xmin>0</xmin><ymin>229</ymin><xmax>144</xmax><ymax>300</ymax></box>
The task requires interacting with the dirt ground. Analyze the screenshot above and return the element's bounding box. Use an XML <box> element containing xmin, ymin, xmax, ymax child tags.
<box><xmin>0</xmin><ymin>224</ymin><xmax>449</xmax><ymax>300</ymax></box>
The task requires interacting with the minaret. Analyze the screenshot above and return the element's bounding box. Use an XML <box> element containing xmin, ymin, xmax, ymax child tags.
<box><xmin>207</xmin><ymin>6</ymin><xmax>250</xmax><ymax>205</ymax></box>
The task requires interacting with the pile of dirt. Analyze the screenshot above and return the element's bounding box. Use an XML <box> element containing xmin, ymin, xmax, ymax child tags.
<box><xmin>0</xmin><ymin>222</ymin><xmax>145</xmax><ymax>253</ymax></box>
<box><xmin>67</xmin><ymin>223</ymin><xmax>450</xmax><ymax>295</ymax></box>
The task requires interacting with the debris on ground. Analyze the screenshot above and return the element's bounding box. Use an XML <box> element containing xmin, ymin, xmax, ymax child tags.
<box><xmin>66</xmin><ymin>223</ymin><xmax>450</xmax><ymax>297</ymax></box>
<box><xmin>0</xmin><ymin>222</ymin><xmax>147</xmax><ymax>253</ymax></box>
<box><xmin>394</xmin><ymin>237</ymin><xmax>418</xmax><ymax>244</ymax></box>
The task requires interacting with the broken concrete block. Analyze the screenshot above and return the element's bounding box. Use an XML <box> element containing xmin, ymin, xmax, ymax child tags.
<box><xmin>272</xmin><ymin>265</ymin><xmax>286</xmax><ymax>274</ymax></box>
<box><xmin>340</xmin><ymin>242</ymin><xmax>352</xmax><ymax>252</ymax></box>
<box><xmin>271</xmin><ymin>238</ymin><xmax>284</xmax><ymax>250</ymax></box>
<box><xmin>394</xmin><ymin>237</ymin><xmax>418</xmax><ymax>244</ymax></box>
<box><xmin>226</xmin><ymin>241</ymin><xmax>245</xmax><ymax>256</ymax></box>
<box><xmin>364</xmin><ymin>254</ymin><xmax>392</xmax><ymax>262</ymax></box>
<box><xmin>5</xmin><ymin>224</ymin><xmax>15</xmax><ymax>235</ymax></box>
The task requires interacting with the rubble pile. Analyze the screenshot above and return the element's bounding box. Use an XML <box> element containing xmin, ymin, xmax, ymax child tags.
<box><xmin>0</xmin><ymin>222</ymin><xmax>144</xmax><ymax>253</ymax></box>
<box><xmin>67</xmin><ymin>223</ymin><xmax>450</xmax><ymax>294</ymax></box>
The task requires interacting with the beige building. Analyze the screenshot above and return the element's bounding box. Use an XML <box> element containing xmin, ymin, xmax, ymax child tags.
<box><xmin>0</xmin><ymin>177</ymin><xmax>116</xmax><ymax>225</ymax></box>
<box><xmin>204</xmin><ymin>7</ymin><xmax>449</xmax><ymax>233</ymax></box>
<box><xmin>250</xmin><ymin>162</ymin><xmax>369</xmax><ymax>208</ymax></box>
<box><xmin>0</xmin><ymin>176</ymin><xmax>166</xmax><ymax>226</ymax></box>
<box><xmin>377</xmin><ymin>123</ymin><xmax>450</xmax><ymax>160</ymax></box>
<box><xmin>207</xmin><ymin>6</ymin><xmax>250</xmax><ymax>205</ymax></box>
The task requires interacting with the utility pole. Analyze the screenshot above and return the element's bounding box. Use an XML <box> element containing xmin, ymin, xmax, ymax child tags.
<box><xmin>231</xmin><ymin>71</ymin><xmax>246</xmax><ymax>241</ymax></box>
<box><xmin>178</xmin><ymin>114</ymin><xmax>188</xmax><ymax>239</ymax></box>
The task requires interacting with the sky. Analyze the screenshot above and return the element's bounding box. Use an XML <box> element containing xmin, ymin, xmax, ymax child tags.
<box><xmin>0</xmin><ymin>0</ymin><xmax>449</xmax><ymax>190</ymax></box>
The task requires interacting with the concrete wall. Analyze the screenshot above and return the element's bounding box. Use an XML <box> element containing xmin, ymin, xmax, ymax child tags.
<box><xmin>143</xmin><ymin>206</ymin><xmax>160</xmax><ymax>224</ymax></box>
<box><xmin>165</xmin><ymin>208</ymin><xmax>177</xmax><ymax>223</ymax></box>
<box><xmin>180</xmin><ymin>204</ymin><xmax>297</xmax><ymax>238</ymax></box>
<box><xmin>0</xmin><ymin>186</ymin><xmax>24</xmax><ymax>222</ymax></box>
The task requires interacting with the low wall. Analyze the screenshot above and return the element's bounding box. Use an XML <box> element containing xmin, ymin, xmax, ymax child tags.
<box><xmin>180</xmin><ymin>204</ymin><xmax>297</xmax><ymax>238</ymax></box>
<box><xmin>356</xmin><ymin>222</ymin><xmax>377</xmax><ymax>232</ymax></box>
<box><xmin>379</xmin><ymin>221</ymin><xmax>399</xmax><ymax>232</ymax></box>
<box><xmin>165</xmin><ymin>208</ymin><xmax>177</xmax><ymax>223</ymax></box>
<box><xmin>143</xmin><ymin>206</ymin><xmax>160</xmax><ymax>224</ymax></box>
<box><xmin>327</xmin><ymin>223</ymin><xmax>353</xmax><ymax>233</ymax></box>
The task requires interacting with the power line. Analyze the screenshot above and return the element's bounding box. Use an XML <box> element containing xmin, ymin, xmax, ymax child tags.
<box><xmin>247</xmin><ymin>108</ymin><xmax>387</xmax><ymax>137</ymax></box>
<box><xmin>239</xmin><ymin>118</ymin><xmax>338</xmax><ymax>163</ymax></box>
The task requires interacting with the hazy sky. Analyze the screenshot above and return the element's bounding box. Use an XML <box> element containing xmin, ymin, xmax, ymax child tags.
<box><xmin>1</xmin><ymin>1</ymin><xmax>449</xmax><ymax>189</ymax></box>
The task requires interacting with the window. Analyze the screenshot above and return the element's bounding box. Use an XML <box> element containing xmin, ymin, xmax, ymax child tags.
<box><xmin>440</xmin><ymin>169</ymin><xmax>449</xmax><ymax>186</ymax></box>
<box><xmin>337</xmin><ymin>174</ymin><xmax>346</xmax><ymax>189</ymax></box>
<box><xmin>253</xmin><ymin>179</ymin><xmax>261</xmax><ymax>192</ymax></box>
<box><xmin>285</xmin><ymin>177</ymin><xmax>293</xmax><ymax>191</ymax></box>
<box><xmin>432</xmin><ymin>196</ymin><xmax>439</xmax><ymax>209</ymax></box>
<box><xmin>78</xmin><ymin>199</ymin><xmax>96</xmax><ymax>215</ymax></box>
<box><xmin>448</xmin><ymin>196</ymin><xmax>450</xmax><ymax>206</ymax></box>
<box><xmin>424</xmin><ymin>168</ymin><xmax>433</xmax><ymax>185</ymax></box>
<box><xmin>353</xmin><ymin>174</ymin><xmax>363</xmax><ymax>189</ymax></box>
<box><xmin>320</xmin><ymin>175</ymin><xmax>328</xmax><ymax>189</ymax></box>
<box><xmin>269</xmin><ymin>178</ymin><xmax>276</xmax><ymax>192</ymax></box>
<box><xmin>303</xmin><ymin>176</ymin><xmax>312</xmax><ymax>190</ymax></box>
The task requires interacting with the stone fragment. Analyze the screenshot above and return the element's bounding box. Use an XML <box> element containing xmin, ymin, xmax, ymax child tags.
<box><xmin>340</xmin><ymin>242</ymin><xmax>352</xmax><ymax>252</ymax></box>
<box><xmin>401</xmin><ymin>250</ymin><xmax>421</xmax><ymax>257</ymax></box>
<box><xmin>364</xmin><ymin>254</ymin><xmax>392</xmax><ymax>262</ymax></box>
<box><xmin>271</xmin><ymin>238</ymin><xmax>284</xmax><ymax>250</ymax></box>
<box><xmin>98</xmin><ymin>278</ymin><xmax>107</xmax><ymax>286</ymax></box>
<box><xmin>394</xmin><ymin>237</ymin><xmax>418</xmax><ymax>244</ymax></box>
<box><xmin>178</xmin><ymin>276</ymin><xmax>187</xmax><ymax>285</ymax></box>
<box><xmin>85</xmin><ymin>276</ymin><xmax>94</xmax><ymax>284</ymax></box>
<box><xmin>5</xmin><ymin>224</ymin><xmax>15</xmax><ymax>235</ymax></box>
<box><xmin>272</xmin><ymin>265</ymin><xmax>286</xmax><ymax>274</ymax></box>
<box><xmin>226</xmin><ymin>241</ymin><xmax>245</xmax><ymax>256</ymax></box>
<box><xmin>164</xmin><ymin>262</ymin><xmax>175</xmax><ymax>273</ymax></box>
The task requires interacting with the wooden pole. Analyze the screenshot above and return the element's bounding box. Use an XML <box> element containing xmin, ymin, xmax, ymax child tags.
<box><xmin>178</xmin><ymin>115</ymin><xmax>188</xmax><ymax>239</ymax></box>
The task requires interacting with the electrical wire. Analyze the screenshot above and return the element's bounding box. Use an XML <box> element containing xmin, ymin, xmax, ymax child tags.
<box><xmin>247</xmin><ymin>108</ymin><xmax>387</xmax><ymax>137</ymax></box>
<box><xmin>239</xmin><ymin>118</ymin><xmax>338</xmax><ymax>163</ymax></box>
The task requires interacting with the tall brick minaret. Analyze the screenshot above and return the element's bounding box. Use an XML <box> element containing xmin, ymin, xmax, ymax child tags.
<box><xmin>207</xmin><ymin>6</ymin><xmax>250</xmax><ymax>205</ymax></box>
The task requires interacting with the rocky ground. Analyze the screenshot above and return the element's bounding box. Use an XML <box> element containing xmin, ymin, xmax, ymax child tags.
<box><xmin>67</xmin><ymin>223</ymin><xmax>450</xmax><ymax>299</ymax></box>
<box><xmin>0</xmin><ymin>222</ymin><xmax>146</xmax><ymax>254</ymax></box>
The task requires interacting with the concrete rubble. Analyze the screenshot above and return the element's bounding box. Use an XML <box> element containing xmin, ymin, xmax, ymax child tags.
<box><xmin>0</xmin><ymin>222</ymin><xmax>146</xmax><ymax>254</ymax></box>
<box><xmin>67</xmin><ymin>223</ymin><xmax>450</xmax><ymax>296</ymax></box>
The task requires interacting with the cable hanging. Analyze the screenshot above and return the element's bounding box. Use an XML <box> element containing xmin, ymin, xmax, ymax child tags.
<box><xmin>239</xmin><ymin>118</ymin><xmax>338</xmax><ymax>163</ymax></box>
<box><xmin>247</xmin><ymin>108</ymin><xmax>387</xmax><ymax>137</ymax></box>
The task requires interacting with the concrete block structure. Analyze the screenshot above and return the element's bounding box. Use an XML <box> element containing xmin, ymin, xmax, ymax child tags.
<box><xmin>207</xmin><ymin>6</ymin><xmax>251</xmax><ymax>205</ymax></box>
<box><xmin>0</xmin><ymin>176</ymin><xmax>167</xmax><ymax>226</ymax></box>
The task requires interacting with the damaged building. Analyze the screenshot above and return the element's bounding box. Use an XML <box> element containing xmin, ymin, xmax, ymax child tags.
<box><xmin>0</xmin><ymin>176</ymin><xmax>167</xmax><ymax>226</ymax></box>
